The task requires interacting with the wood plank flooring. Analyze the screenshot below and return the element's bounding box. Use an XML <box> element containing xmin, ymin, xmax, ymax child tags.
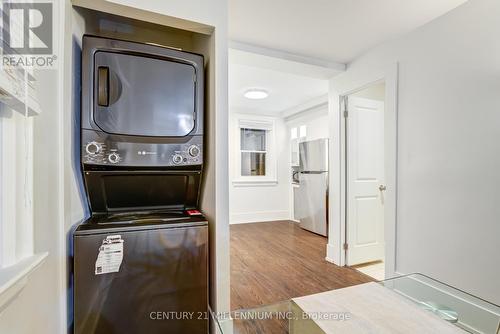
<box><xmin>230</xmin><ymin>221</ymin><xmax>373</xmax><ymax>310</ymax></box>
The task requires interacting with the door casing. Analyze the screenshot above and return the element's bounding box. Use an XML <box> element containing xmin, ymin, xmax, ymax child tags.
<box><xmin>326</xmin><ymin>63</ymin><xmax>399</xmax><ymax>279</ymax></box>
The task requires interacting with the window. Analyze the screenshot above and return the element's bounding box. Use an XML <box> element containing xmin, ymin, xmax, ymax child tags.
<box><xmin>290</xmin><ymin>125</ymin><xmax>307</xmax><ymax>166</ymax></box>
<box><xmin>299</xmin><ymin>125</ymin><xmax>307</xmax><ymax>138</ymax></box>
<box><xmin>290</xmin><ymin>127</ymin><xmax>299</xmax><ymax>166</ymax></box>
<box><xmin>240</xmin><ymin>128</ymin><xmax>267</xmax><ymax>176</ymax></box>
<box><xmin>233</xmin><ymin>117</ymin><xmax>277</xmax><ymax>186</ymax></box>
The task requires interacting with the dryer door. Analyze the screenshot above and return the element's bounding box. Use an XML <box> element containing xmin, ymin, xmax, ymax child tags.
<box><xmin>93</xmin><ymin>51</ymin><xmax>197</xmax><ymax>137</ymax></box>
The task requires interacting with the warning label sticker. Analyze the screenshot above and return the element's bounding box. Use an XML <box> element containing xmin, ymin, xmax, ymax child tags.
<box><xmin>95</xmin><ymin>235</ymin><xmax>124</xmax><ymax>275</ymax></box>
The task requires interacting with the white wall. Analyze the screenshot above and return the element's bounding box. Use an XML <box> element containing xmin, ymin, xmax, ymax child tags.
<box><xmin>286</xmin><ymin>104</ymin><xmax>329</xmax><ymax>142</ymax></box>
<box><xmin>331</xmin><ymin>0</ymin><xmax>500</xmax><ymax>304</ymax></box>
<box><xmin>229</xmin><ymin>113</ymin><xmax>290</xmax><ymax>224</ymax></box>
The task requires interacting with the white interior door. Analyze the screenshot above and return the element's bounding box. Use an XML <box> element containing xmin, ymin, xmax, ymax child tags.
<box><xmin>346</xmin><ymin>96</ymin><xmax>385</xmax><ymax>266</ymax></box>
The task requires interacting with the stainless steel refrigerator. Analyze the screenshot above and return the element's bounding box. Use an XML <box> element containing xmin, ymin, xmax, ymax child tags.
<box><xmin>296</xmin><ymin>139</ymin><xmax>329</xmax><ymax>236</ymax></box>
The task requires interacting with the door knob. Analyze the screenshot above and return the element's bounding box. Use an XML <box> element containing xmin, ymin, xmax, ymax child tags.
<box><xmin>379</xmin><ymin>185</ymin><xmax>387</xmax><ymax>191</ymax></box>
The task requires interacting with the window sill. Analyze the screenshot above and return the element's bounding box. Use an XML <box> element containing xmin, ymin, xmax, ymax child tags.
<box><xmin>0</xmin><ymin>252</ymin><xmax>48</xmax><ymax>312</ymax></box>
<box><xmin>232</xmin><ymin>179</ymin><xmax>278</xmax><ymax>187</ymax></box>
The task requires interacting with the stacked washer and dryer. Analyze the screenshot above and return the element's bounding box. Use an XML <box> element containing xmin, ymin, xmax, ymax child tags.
<box><xmin>72</xmin><ymin>36</ymin><xmax>208</xmax><ymax>334</ymax></box>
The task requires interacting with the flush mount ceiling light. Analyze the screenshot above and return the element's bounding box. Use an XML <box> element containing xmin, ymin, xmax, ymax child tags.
<box><xmin>244</xmin><ymin>89</ymin><xmax>269</xmax><ymax>100</ymax></box>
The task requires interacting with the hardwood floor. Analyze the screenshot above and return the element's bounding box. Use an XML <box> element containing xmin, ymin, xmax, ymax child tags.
<box><xmin>230</xmin><ymin>221</ymin><xmax>373</xmax><ymax>310</ymax></box>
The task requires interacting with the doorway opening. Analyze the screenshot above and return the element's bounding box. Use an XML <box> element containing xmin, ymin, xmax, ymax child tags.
<box><xmin>343</xmin><ymin>81</ymin><xmax>386</xmax><ymax>281</ymax></box>
<box><xmin>228</xmin><ymin>46</ymin><xmax>373</xmax><ymax>312</ymax></box>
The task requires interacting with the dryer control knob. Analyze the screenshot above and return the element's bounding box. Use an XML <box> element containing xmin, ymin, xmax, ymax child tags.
<box><xmin>85</xmin><ymin>141</ymin><xmax>102</xmax><ymax>155</ymax></box>
<box><xmin>188</xmin><ymin>145</ymin><xmax>200</xmax><ymax>157</ymax></box>
<box><xmin>172</xmin><ymin>154</ymin><xmax>183</xmax><ymax>164</ymax></box>
<box><xmin>108</xmin><ymin>152</ymin><xmax>120</xmax><ymax>164</ymax></box>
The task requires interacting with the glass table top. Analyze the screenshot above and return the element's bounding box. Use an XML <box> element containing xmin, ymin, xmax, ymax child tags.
<box><xmin>211</xmin><ymin>274</ymin><xmax>500</xmax><ymax>334</ymax></box>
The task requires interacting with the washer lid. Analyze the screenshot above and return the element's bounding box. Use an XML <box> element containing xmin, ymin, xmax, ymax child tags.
<box><xmin>75</xmin><ymin>211</ymin><xmax>207</xmax><ymax>235</ymax></box>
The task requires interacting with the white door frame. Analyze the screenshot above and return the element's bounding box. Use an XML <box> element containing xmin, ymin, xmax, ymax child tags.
<box><xmin>326</xmin><ymin>63</ymin><xmax>399</xmax><ymax>278</ymax></box>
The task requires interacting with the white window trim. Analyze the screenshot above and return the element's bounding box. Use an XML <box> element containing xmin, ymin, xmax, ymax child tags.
<box><xmin>0</xmin><ymin>69</ymin><xmax>45</xmax><ymax>310</ymax></box>
<box><xmin>0</xmin><ymin>5</ymin><xmax>46</xmax><ymax>310</ymax></box>
<box><xmin>232</xmin><ymin>117</ymin><xmax>278</xmax><ymax>187</ymax></box>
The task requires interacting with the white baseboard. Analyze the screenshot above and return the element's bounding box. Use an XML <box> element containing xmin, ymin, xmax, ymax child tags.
<box><xmin>325</xmin><ymin>243</ymin><xmax>339</xmax><ymax>265</ymax></box>
<box><xmin>216</xmin><ymin>317</ymin><xmax>233</xmax><ymax>334</ymax></box>
<box><xmin>325</xmin><ymin>256</ymin><xmax>336</xmax><ymax>264</ymax></box>
<box><xmin>230</xmin><ymin>210</ymin><xmax>290</xmax><ymax>224</ymax></box>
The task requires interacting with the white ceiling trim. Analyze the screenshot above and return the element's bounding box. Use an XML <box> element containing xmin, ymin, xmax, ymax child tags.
<box><xmin>229</xmin><ymin>40</ymin><xmax>345</xmax><ymax>80</ymax></box>
<box><xmin>230</xmin><ymin>106</ymin><xmax>284</xmax><ymax>118</ymax></box>
<box><xmin>282</xmin><ymin>94</ymin><xmax>328</xmax><ymax>119</ymax></box>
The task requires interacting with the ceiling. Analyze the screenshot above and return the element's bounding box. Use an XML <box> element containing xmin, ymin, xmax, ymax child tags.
<box><xmin>229</xmin><ymin>62</ymin><xmax>328</xmax><ymax>116</ymax></box>
<box><xmin>229</xmin><ymin>0</ymin><xmax>468</xmax><ymax>63</ymax></box>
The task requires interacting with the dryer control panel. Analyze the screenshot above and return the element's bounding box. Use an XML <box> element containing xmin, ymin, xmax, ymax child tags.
<box><xmin>82</xmin><ymin>130</ymin><xmax>203</xmax><ymax>167</ymax></box>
